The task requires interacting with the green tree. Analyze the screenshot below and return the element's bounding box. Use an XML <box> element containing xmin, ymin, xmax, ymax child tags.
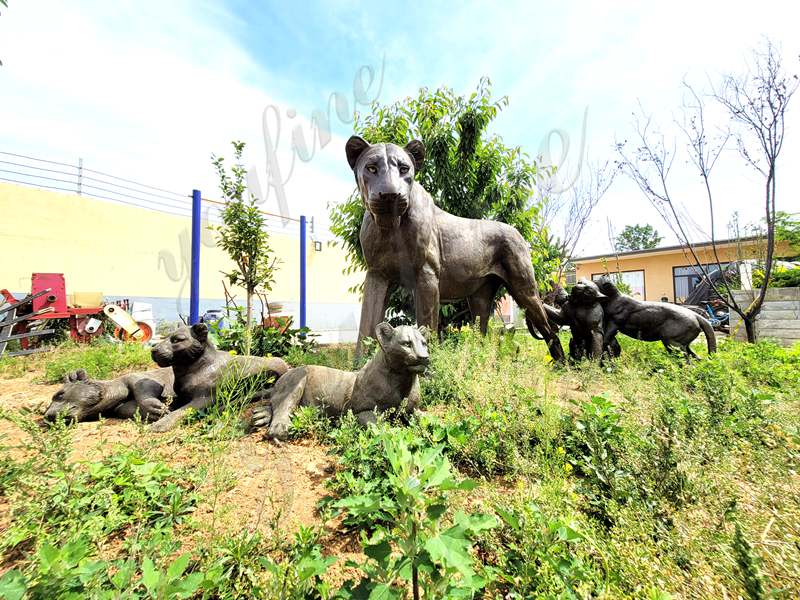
<box><xmin>774</xmin><ymin>211</ymin><xmax>800</xmax><ymax>252</ymax></box>
<box><xmin>330</xmin><ymin>78</ymin><xmax>555</xmax><ymax>327</ymax></box>
<box><xmin>211</xmin><ymin>141</ymin><xmax>275</xmax><ymax>351</ymax></box>
<box><xmin>614</xmin><ymin>224</ymin><xmax>662</xmax><ymax>252</ymax></box>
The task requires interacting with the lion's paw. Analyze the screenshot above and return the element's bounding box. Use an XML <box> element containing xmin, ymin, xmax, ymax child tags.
<box><xmin>267</xmin><ymin>420</ymin><xmax>290</xmax><ymax>441</ymax></box>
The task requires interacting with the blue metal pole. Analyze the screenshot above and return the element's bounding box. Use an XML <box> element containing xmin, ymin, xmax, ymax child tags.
<box><xmin>189</xmin><ymin>189</ymin><xmax>201</xmax><ymax>325</ymax></box>
<box><xmin>300</xmin><ymin>215</ymin><xmax>307</xmax><ymax>330</ymax></box>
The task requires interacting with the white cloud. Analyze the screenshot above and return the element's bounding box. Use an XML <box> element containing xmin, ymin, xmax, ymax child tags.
<box><xmin>1</xmin><ymin>0</ymin><xmax>798</xmax><ymax>258</ymax></box>
<box><xmin>0</xmin><ymin>0</ymin><xmax>356</xmax><ymax>236</ymax></box>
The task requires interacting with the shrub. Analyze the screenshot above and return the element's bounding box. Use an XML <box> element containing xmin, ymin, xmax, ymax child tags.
<box><xmin>335</xmin><ymin>431</ymin><xmax>497</xmax><ymax>598</ymax></box>
<box><xmin>565</xmin><ymin>395</ymin><xmax>632</xmax><ymax>526</ymax></box>
<box><xmin>489</xmin><ymin>502</ymin><xmax>597</xmax><ymax>598</ymax></box>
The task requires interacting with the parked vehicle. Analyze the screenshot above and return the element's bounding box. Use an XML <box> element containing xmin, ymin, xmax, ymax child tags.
<box><xmin>686</xmin><ymin>299</ymin><xmax>729</xmax><ymax>333</ymax></box>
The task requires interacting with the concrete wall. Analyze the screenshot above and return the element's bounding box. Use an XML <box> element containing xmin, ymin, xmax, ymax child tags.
<box><xmin>730</xmin><ymin>288</ymin><xmax>800</xmax><ymax>347</ymax></box>
<box><xmin>0</xmin><ymin>183</ymin><xmax>364</xmax><ymax>341</ymax></box>
<box><xmin>575</xmin><ymin>243</ymin><xmax>773</xmax><ymax>302</ymax></box>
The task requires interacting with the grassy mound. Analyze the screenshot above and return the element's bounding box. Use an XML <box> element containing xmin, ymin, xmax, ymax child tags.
<box><xmin>0</xmin><ymin>330</ymin><xmax>797</xmax><ymax>598</ymax></box>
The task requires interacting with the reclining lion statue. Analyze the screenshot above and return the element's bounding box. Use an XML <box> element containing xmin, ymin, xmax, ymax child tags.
<box><xmin>147</xmin><ymin>323</ymin><xmax>289</xmax><ymax>432</ymax></box>
<box><xmin>44</xmin><ymin>367</ymin><xmax>174</xmax><ymax>423</ymax></box>
<box><xmin>43</xmin><ymin>323</ymin><xmax>289</xmax><ymax>430</ymax></box>
<box><xmin>252</xmin><ymin>322</ymin><xmax>429</xmax><ymax>440</ymax></box>
<box><xmin>345</xmin><ymin>135</ymin><xmax>564</xmax><ymax>363</ymax></box>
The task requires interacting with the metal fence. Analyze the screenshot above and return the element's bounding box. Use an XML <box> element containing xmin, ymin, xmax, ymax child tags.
<box><xmin>0</xmin><ymin>151</ymin><xmax>300</xmax><ymax>233</ymax></box>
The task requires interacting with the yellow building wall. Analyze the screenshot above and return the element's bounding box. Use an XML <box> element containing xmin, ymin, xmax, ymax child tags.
<box><xmin>0</xmin><ymin>183</ymin><xmax>363</xmax><ymax>306</ymax></box>
<box><xmin>575</xmin><ymin>242</ymin><xmax>784</xmax><ymax>302</ymax></box>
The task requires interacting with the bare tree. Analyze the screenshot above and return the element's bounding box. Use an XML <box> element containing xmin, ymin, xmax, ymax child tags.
<box><xmin>616</xmin><ymin>40</ymin><xmax>798</xmax><ymax>342</ymax></box>
<box><xmin>543</xmin><ymin>160</ymin><xmax>618</xmax><ymax>283</ymax></box>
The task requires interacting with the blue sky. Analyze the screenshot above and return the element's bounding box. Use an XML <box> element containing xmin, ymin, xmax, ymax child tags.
<box><xmin>1</xmin><ymin>0</ymin><xmax>799</xmax><ymax>253</ymax></box>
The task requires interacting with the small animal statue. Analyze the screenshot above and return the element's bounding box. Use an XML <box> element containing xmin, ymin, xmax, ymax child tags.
<box><xmin>251</xmin><ymin>322</ymin><xmax>429</xmax><ymax>440</ymax></box>
<box><xmin>596</xmin><ymin>276</ymin><xmax>717</xmax><ymax>358</ymax></box>
<box><xmin>345</xmin><ymin>135</ymin><xmax>564</xmax><ymax>362</ymax></box>
<box><xmin>44</xmin><ymin>367</ymin><xmax>175</xmax><ymax>423</ymax></box>
<box><xmin>544</xmin><ymin>279</ymin><xmax>608</xmax><ymax>361</ymax></box>
<box><xmin>147</xmin><ymin>323</ymin><xmax>290</xmax><ymax>432</ymax></box>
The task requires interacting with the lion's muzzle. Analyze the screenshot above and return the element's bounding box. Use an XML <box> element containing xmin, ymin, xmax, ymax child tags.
<box><xmin>368</xmin><ymin>193</ymin><xmax>408</xmax><ymax>216</ymax></box>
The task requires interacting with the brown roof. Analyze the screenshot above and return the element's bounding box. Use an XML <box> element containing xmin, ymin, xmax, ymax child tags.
<box><xmin>571</xmin><ymin>236</ymin><xmax>763</xmax><ymax>263</ymax></box>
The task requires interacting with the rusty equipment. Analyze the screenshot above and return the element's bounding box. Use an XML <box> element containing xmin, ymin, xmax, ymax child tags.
<box><xmin>0</xmin><ymin>273</ymin><xmax>152</xmax><ymax>358</ymax></box>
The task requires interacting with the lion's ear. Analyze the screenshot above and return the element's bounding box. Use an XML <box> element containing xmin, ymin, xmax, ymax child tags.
<box><xmin>76</xmin><ymin>369</ymin><xmax>88</xmax><ymax>381</ymax></box>
<box><xmin>346</xmin><ymin>135</ymin><xmax>371</xmax><ymax>170</ymax></box>
<box><xmin>404</xmin><ymin>139</ymin><xmax>425</xmax><ymax>171</ymax></box>
<box><xmin>417</xmin><ymin>325</ymin><xmax>432</xmax><ymax>341</ymax></box>
<box><xmin>191</xmin><ymin>323</ymin><xmax>209</xmax><ymax>342</ymax></box>
<box><xmin>375</xmin><ymin>322</ymin><xmax>394</xmax><ymax>349</ymax></box>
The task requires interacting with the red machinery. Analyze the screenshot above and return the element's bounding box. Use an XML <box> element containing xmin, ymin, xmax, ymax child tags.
<box><xmin>0</xmin><ymin>273</ymin><xmax>152</xmax><ymax>357</ymax></box>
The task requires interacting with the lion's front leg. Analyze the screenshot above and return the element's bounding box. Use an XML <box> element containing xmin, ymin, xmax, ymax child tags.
<box><xmin>149</xmin><ymin>395</ymin><xmax>211</xmax><ymax>433</ymax></box>
<box><xmin>132</xmin><ymin>378</ymin><xmax>169</xmax><ymax>420</ymax></box>
<box><xmin>356</xmin><ymin>271</ymin><xmax>390</xmax><ymax>360</ymax></box>
<box><xmin>415</xmin><ymin>267</ymin><xmax>440</xmax><ymax>333</ymax></box>
<box><xmin>266</xmin><ymin>369</ymin><xmax>308</xmax><ymax>440</ymax></box>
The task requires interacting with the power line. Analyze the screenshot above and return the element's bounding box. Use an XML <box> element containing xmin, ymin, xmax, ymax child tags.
<box><xmin>0</xmin><ymin>150</ymin><xmax>187</xmax><ymax>198</ymax></box>
<box><xmin>80</xmin><ymin>165</ymin><xmax>186</xmax><ymax>197</ymax></box>
<box><xmin>0</xmin><ymin>150</ymin><xmax>306</xmax><ymax>233</ymax></box>
<box><xmin>0</xmin><ymin>151</ymin><xmax>76</xmax><ymax>169</ymax></box>
<box><xmin>0</xmin><ymin>176</ymin><xmax>77</xmax><ymax>195</ymax></box>
<box><xmin>0</xmin><ymin>159</ymin><xmax>78</xmax><ymax>179</ymax></box>
<box><xmin>202</xmin><ymin>196</ymin><xmax>301</xmax><ymax>223</ymax></box>
<box><xmin>0</xmin><ymin>168</ymin><xmax>77</xmax><ymax>187</ymax></box>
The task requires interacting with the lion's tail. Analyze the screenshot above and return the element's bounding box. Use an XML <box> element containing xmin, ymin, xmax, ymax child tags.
<box><xmin>696</xmin><ymin>314</ymin><xmax>717</xmax><ymax>355</ymax></box>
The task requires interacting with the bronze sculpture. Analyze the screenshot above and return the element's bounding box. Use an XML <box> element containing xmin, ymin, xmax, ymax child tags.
<box><xmin>44</xmin><ymin>367</ymin><xmax>174</xmax><ymax>423</ymax></box>
<box><xmin>596</xmin><ymin>276</ymin><xmax>717</xmax><ymax>357</ymax></box>
<box><xmin>346</xmin><ymin>135</ymin><xmax>564</xmax><ymax>362</ymax></box>
<box><xmin>43</xmin><ymin>323</ymin><xmax>289</xmax><ymax>430</ymax></box>
<box><xmin>251</xmin><ymin>322</ymin><xmax>429</xmax><ymax>440</ymax></box>
<box><xmin>544</xmin><ymin>279</ymin><xmax>608</xmax><ymax>361</ymax></box>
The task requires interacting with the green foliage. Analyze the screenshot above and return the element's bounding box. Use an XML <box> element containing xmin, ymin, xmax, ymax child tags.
<box><xmin>3</xmin><ymin>310</ymin><xmax>800</xmax><ymax>598</ymax></box>
<box><xmin>774</xmin><ymin>210</ymin><xmax>800</xmax><ymax>251</ymax></box>
<box><xmin>335</xmin><ymin>430</ymin><xmax>497</xmax><ymax>599</ymax></box>
<box><xmin>0</xmin><ymin>541</ymin><xmax>204</xmax><ymax>599</ymax></box>
<box><xmin>41</xmin><ymin>340</ymin><xmax>152</xmax><ymax>383</ymax></box>
<box><xmin>731</xmin><ymin>518</ymin><xmax>767</xmax><ymax>600</ymax></box>
<box><xmin>0</xmin><ymin>410</ymin><xmax>203</xmax><ymax>599</ymax></box>
<box><xmin>419</xmin><ymin>327</ymin><xmax>565</xmax><ymax>477</ymax></box>
<box><xmin>330</xmin><ymin>78</ymin><xmax>555</xmax><ymax>325</ymax></box>
<box><xmin>256</xmin><ymin>527</ymin><xmax>336</xmax><ymax>599</ymax></box>
<box><xmin>614</xmin><ymin>223</ymin><xmax>663</xmax><ymax>252</ymax></box>
<box><xmin>752</xmin><ymin>263</ymin><xmax>800</xmax><ymax>288</ymax></box>
<box><xmin>491</xmin><ymin>502</ymin><xmax>595</xmax><ymax>598</ymax></box>
<box><xmin>211</xmin><ymin>141</ymin><xmax>276</xmax><ymax>339</ymax></box>
<box><xmin>324</xmin><ymin>418</ymin><xmax>429</xmax><ymax>529</ymax></box>
<box><xmin>290</xmin><ymin>405</ymin><xmax>331</xmax><ymax>440</ymax></box>
<box><xmin>209</xmin><ymin>307</ymin><xmax>316</xmax><ymax>357</ymax></box>
<box><xmin>565</xmin><ymin>395</ymin><xmax>631</xmax><ymax>526</ymax></box>
<box><xmin>1</xmin><ymin>430</ymin><xmax>198</xmax><ymax>551</ymax></box>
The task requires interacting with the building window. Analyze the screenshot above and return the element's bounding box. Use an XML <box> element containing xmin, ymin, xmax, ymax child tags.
<box><xmin>591</xmin><ymin>270</ymin><xmax>645</xmax><ymax>299</ymax></box>
<box><xmin>673</xmin><ymin>263</ymin><xmax>730</xmax><ymax>303</ymax></box>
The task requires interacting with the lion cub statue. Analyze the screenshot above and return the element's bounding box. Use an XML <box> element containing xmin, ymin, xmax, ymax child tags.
<box><xmin>44</xmin><ymin>367</ymin><xmax>174</xmax><ymax>423</ymax></box>
<box><xmin>252</xmin><ymin>322</ymin><xmax>430</xmax><ymax>440</ymax></box>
